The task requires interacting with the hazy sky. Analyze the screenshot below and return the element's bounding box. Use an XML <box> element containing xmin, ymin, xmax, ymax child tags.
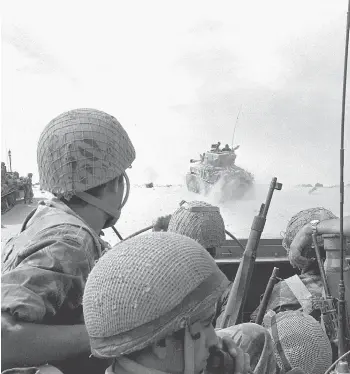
<box><xmin>2</xmin><ymin>0</ymin><xmax>350</xmax><ymax>186</ymax></box>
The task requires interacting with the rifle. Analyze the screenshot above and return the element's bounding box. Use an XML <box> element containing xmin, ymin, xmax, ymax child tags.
<box><xmin>255</xmin><ymin>267</ymin><xmax>280</xmax><ymax>325</ymax></box>
<box><xmin>218</xmin><ymin>177</ymin><xmax>282</xmax><ymax>328</ymax></box>
<box><xmin>312</xmin><ymin>233</ymin><xmax>339</xmax><ymax>346</ymax></box>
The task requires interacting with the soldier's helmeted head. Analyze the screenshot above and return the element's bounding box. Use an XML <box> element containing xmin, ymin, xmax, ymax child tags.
<box><xmin>167</xmin><ymin>200</ymin><xmax>226</xmax><ymax>257</ymax></box>
<box><xmin>282</xmin><ymin>207</ymin><xmax>337</xmax><ymax>271</ymax></box>
<box><xmin>37</xmin><ymin>108</ymin><xmax>136</xmax><ymax>228</ymax></box>
<box><xmin>264</xmin><ymin>310</ymin><xmax>332</xmax><ymax>374</ymax></box>
<box><xmin>83</xmin><ymin>232</ymin><xmax>228</xmax><ymax>373</ymax></box>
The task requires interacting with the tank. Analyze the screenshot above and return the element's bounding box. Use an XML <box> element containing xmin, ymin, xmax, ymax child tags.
<box><xmin>186</xmin><ymin>145</ymin><xmax>254</xmax><ymax>201</ymax></box>
<box><xmin>1</xmin><ymin>162</ymin><xmax>25</xmax><ymax>214</ymax></box>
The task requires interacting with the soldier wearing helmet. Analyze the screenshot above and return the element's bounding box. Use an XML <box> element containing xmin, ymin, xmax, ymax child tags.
<box><xmin>288</xmin><ymin>212</ymin><xmax>350</xmax><ymax>269</ymax></box>
<box><xmin>167</xmin><ymin>200</ymin><xmax>226</xmax><ymax>259</ymax></box>
<box><xmin>2</xmin><ymin>109</ymin><xmax>135</xmax><ymax>374</ymax></box>
<box><xmin>83</xmin><ymin>232</ymin><xmax>275</xmax><ymax>374</ymax></box>
<box><xmin>154</xmin><ymin>201</ymin><xmax>276</xmax><ymax>372</ymax></box>
<box><xmin>252</xmin><ymin>207</ymin><xmax>339</xmax><ymax>322</ymax></box>
<box><xmin>166</xmin><ymin>201</ymin><xmax>229</xmax><ymax>325</ymax></box>
<box><xmin>264</xmin><ymin>310</ymin><xmax>332</xmax><ymax>374</ymax></box>
<box><xmin>155</xmin><ymin>201</ymin><xmax>236</xmax><ymax>319</ymax></box>
<box><xmin>23</xmin><ymin>172</ymin><xmax>34</xmax><ymax>204</ymax></box>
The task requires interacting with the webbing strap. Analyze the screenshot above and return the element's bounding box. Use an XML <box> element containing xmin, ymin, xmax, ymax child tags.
<box><xmin>285</xmin><ymin>275</ymin><xmax>313</xmax><ymax>315</ymax></box>
<box><xmin>271</xmin><ymin>314</ymin><xmax>292</xmax><ymax>373</ymax></box>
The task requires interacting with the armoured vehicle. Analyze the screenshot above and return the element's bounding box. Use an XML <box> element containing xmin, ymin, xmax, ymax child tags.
<box><xmin>186</xmin><ymin>144</ymin><xmax>254</xmax><ymax>201</ymax></box>
<box><xmin>1</xmin><ymin>162</ymin><xmax>25</xmax><ymax>214</ymax></box>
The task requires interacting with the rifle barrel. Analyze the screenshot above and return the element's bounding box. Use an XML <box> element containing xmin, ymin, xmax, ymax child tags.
<box><xmin>255</xmin><ymin>267</ymin><xmax>280</xmax><ymax>325</ymax></box>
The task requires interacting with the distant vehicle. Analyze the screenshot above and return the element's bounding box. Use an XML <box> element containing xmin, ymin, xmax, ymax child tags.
<box><xmin>1</xmin><ymin>163</ymin><xmax>26</xmax><ymax>214</ymax></box>
<box><xmin>185</xmin><ymin>144</ymin><xmax>254</xmax><ymax>201</ymax></box>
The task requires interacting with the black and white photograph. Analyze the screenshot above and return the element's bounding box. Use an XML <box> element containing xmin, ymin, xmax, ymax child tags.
<box><xmin>1</xmin><ymin>1</ymin><xmax>350</xmax><ymax>373</ymax></box>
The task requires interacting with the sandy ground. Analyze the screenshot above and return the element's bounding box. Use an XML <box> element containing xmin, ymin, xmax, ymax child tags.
<box><xmin>2</xmin><ymin>184</ymin><xmax>350</xmax><ymax>248</ymax></box>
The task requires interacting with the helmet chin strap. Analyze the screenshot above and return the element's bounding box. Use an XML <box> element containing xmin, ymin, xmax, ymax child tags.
<box><xmin>75</xmin><ymin>191</ymin><xmax>121</xmax><ymax>221</ymax></box>
<box><xmin>75</xmin><ymin>172</ymin><xmax>130</xmax><ymax>229</ymax></box>
<box><xmin>75</xmin><ymin>172</ymin><xmax>130</xmax><ymax>228</ymax></box>
<box><xmin>184</xmin><ymin>324</ymin><xmax>195</xmax><ymax>374</ymax></box>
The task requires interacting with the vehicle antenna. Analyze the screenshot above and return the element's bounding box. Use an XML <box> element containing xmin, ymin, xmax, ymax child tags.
<box><xmin>337</xmin><ymin>0</ymin><xmax>350</xmax><ymax>369</ymax></box>
<box><xmin>231</xmin><ymin>104</ymin><xmax>242</xmax><ymax>148</ymax></box>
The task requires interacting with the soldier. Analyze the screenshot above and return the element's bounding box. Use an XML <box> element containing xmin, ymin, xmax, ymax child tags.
<box><xmin>23</xmin><ymin>173</ymin><xmax>34</xmax><ymax>204</ymax></box>
<box><xmin>264</xmin><ymin>310</ymin><xmax>332</xmax><ymax>374</ymax></box>
<box><xmin>288</xmin><ymin>211</ymin><xmax>350</xmax><ymax>334</ymax></box>
<box><xmin>211</xmin><ymin>141</ymin><xmax>221</xmax><ymax>152</ymax></box>
<box><xmin>83</xmin><ymin>232</ymin><xmax>276</xmax><ymax>374</ymax></box>
<box><xmin>1</xmin><ymin>108</ymin><xmax>136</xmax><ymax>374</ymax></box>
<box><xmin>288</xmin><ymin>213</ymin><xmax>350</xmax><ymax>269</ymax></box>
<box><xmin>155</xmin><ymin>201</ymin><xmax>276</xmax><ymax>373</ymax></box>
<box><xmin>167</xmin><ymin>200</ymin><xmax>225</xmax><ymax>260</ymax></box>
<box><xmin>251</xmin><ymin>207</ymin><xmax>338</xmax><ymax>322</ymax></box>
<box><xmin>1</xmin><ymin>162</ymin><xmax>7</xmax><ymax>181</ymax></box>
<box><xmin>153</xmin><ymin>200</ymin><xmax>224</xmax><ymax>259</ymax></box>
<box><xmin>222</xmin><ymin>144</ymin><xmax>232</xmax><ymax>152</ymax></box>
<box><xmin>166</xmin><ymin>201</ymin><xmax>231</xmax><ymax>325</ymax></box>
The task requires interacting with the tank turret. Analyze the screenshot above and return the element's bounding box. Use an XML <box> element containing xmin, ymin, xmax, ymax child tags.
<box><xmin>185</xmin><ymin>144</ymin><xmax>254</xmax><ymax>201</ymax></box>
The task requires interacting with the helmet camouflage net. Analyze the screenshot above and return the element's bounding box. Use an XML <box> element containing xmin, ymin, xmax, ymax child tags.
<box><xmin>37</xmin><ymin>108</ymin><xmax>135</xmax><ymax>200</ymax></box>
<box><xmin>282</xmin><ymin>207</ymin><xmax>337</xmax><ymax>258</ymax></box>
<box><xmin>264</xmin><ymin>310</ymin><xmax>332</xmax><ymax>374</ymax></box>
<box><xmin>167</xmin><ymin>200</ymin><xmax>226</xmax><ymax>249</ymax></box>
<box><xmin>83</xmin><ymin>232</ymin><xmax>229</xmax><ymax>358</ymax></box>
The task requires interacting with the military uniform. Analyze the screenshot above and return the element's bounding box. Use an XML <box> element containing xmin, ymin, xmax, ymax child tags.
<box><xmin>1</xmin><ymin>199</ymin><xmax>109</xmax><ymax>374</ymax></box>
<box><xmin>2</xmin><ymin>198</ymin><xmax>104</xmax><ymax>324</ymax></box>
<box><xmin>23</xmin><ymin>177</ymin><xmax>34</xmax><ymax>204</ymax></box>
<box><xmin>251</xmin><ymin>272</ymin><xmax>323</xmax><ymax>322</ymax></box>
<box><xmin>2</xmin><ymin>109</ymin><xmax>135</xmax><ymax>374</ymax></box>
<box><xmin>252</xmin><ymin>208</ymin><xmax>338</xmax><ymax>323</ymax></box>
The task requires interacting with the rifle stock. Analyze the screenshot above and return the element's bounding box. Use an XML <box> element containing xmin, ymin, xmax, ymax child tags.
<box><xmin>218</xmin><ymin>177</ymin><xmax>282</xmax><ymax>329</ymax></box>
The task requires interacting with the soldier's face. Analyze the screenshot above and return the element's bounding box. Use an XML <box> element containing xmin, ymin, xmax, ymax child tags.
<box><xmin>158</xmin><ymin>307</ymin><xmax>217</xmax><ymax>374</ymax></box>
<box><xmin>102</xmin><ymin>174</ymin><xmax>125</xmax><ymax>228</ymax></box>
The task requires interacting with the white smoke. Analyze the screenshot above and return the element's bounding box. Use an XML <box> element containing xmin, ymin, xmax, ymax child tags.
<box><xmin>142</xmin><ymin>167</ymin><xmax>159</xmax><ymax>184</ymax></box>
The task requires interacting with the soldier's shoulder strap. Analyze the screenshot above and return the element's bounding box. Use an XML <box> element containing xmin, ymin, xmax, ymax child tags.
<box><xmin>284</xmin><ymin>275</ymin><xmax>313</xmax><ymax>315</ymax></box>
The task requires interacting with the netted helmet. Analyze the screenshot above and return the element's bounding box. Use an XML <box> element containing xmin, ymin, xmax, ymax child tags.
<box><xmin>282</xmin><ymin>207</ymin><xmax>337</xmax><ymax>258</ymax></box>
<box><xmin>37</xmin><ymin>108</ymin><xmax>135</xmax><ymax>200</ymax></box>
<box><xmin>167</xmin><ymin>200</ymin><xmax>226</xmax><ymax>249</ymax></box>
<box><xmin>264</xmin><ymin>310</ymin><xmax>332</xmax><ymax>374</ymax></box>
<box><xmin>83</xmin><ymin>232</ymin><xmax>229</xmax><ymax>358</ymax></box>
